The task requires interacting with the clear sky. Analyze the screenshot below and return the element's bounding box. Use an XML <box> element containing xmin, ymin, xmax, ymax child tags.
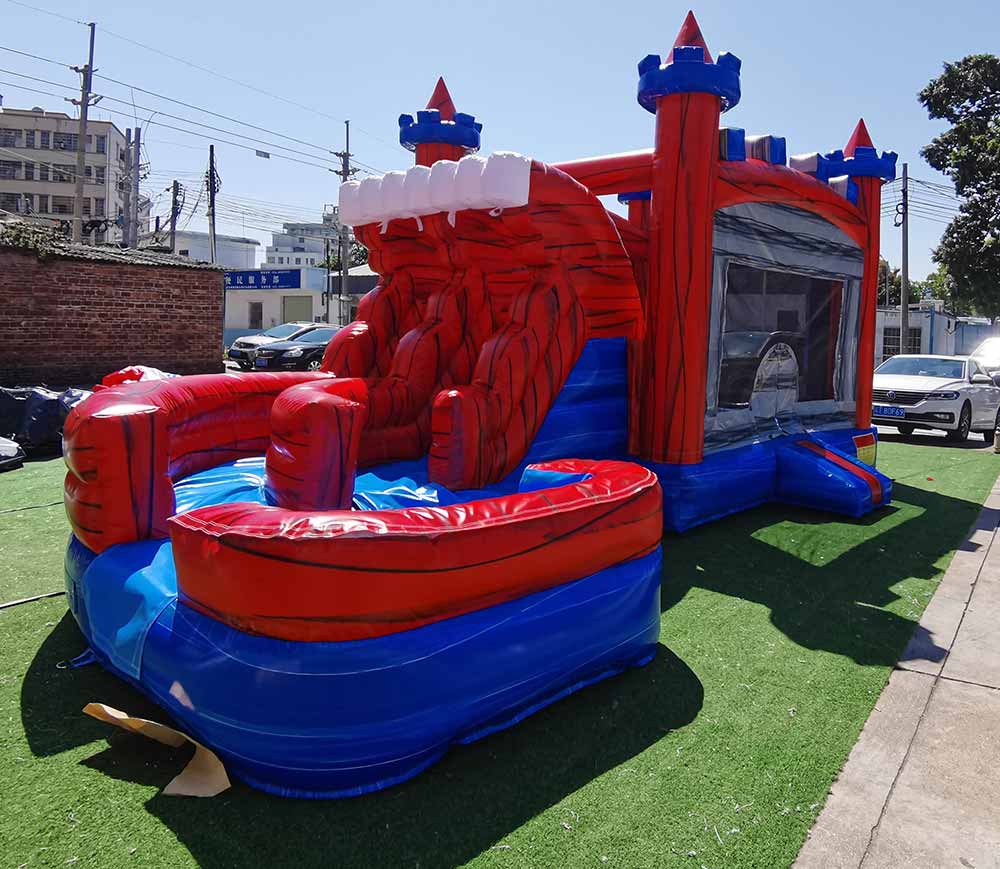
<box><xmin>2</xmin><ymin>0</ymin><xmax>997</xmax><ymax>276</ymax></box>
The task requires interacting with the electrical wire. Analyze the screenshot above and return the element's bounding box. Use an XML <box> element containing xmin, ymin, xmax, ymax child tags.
<box><xmin>0</xmin><ymin>67</ymin><xmax>347</xmax><ymax>168</ymax></box>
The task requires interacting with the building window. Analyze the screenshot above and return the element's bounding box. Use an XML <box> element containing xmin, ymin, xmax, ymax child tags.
<box><xmin>53</xmin><ymin>132</ymin><xmax>78</xmax><ymax>151</ymax></box>
<box><xmin>266</xmin><ymin>256</ymin><xmax>274</xmax><ymax>263</ymax></box>
<box><xmin>882</xmin><ymin>326</ymin><xmax>922</xmax><ymax>359</ymax></box>
<box><xmin>52</xmin><ymin>164</ymin><xmax>75</xmax><ymax>183</ymax></box>
<box><xmin>38</xmin><ymin>194</ymin><xmax>48</xmax><ymax>213</ymax></box>
<box><xmin>51</xmin><ymin>195</ymin><xmax>74</xmax><ymax>215</ymax></box>
<box><xmin>0</xmin><ymin>192</ymin><xmax>21</xmax><ymax>213</ymax></box>
<box><xmin>0</xmin><ymin>161</ymin><xmax>20</xmax><ymax>180</ymax></box>
<box><xmin>179</xmin><ymin>249</ymin><xmax>190</xmax><ymax>256</ymax></box>
<box><xmin>0</xmin><ymin>128</ymin><xmax>20</xmax><ymax>147</ymax></box>
<box><xmin>39</xmin><ymin>130</ymin><xmax>50</xmax><ymax>149</ymax></box>
<box><xmin>95</xmin><ymin>166</ymin><xmax>105</xmax><ymax>184</ymax></box>
<box><xmin>295</xmin><ymin>257</ymin><xmax>301</xmax><ymax>265</ymax></box>
<box><xmin>277</xmin><ymin>256</ymin><xmax>283</xmax><ymax>264</ymax></box>
<box><xmin>38</xmin><ymin>164</ymin><xmax>49</xmax><ymax>182</ymax></box>
<box><xmin>249</xmin><ymin>301</ymin><xmax>263</xmax><ymax>330</ymax></box>
<box><xmin>21</xmin><ymin>193</ymin><xmax>33</xmax><ymax>213</ymax></box>
<box><xmin>23</xmin><ymin>161</ymin><xmax>34</xmax><ymax>181</ymax></box>
<box><xmin>95</xmin><ymin>135</ymin><xmax>106</xmax><ymax>154</ymax></box>
<box><xmin>24</xmin><ymin>130</ymin><xmax>35</xmax><ymax>148</ymax></box>
<box><xmin>94</xmin><ymin>197</ymin><xmax>105</xmax><ymax>217</ymax></box>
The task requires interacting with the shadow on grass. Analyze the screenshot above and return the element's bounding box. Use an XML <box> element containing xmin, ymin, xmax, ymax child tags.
<box><xmin>662</xmin><ymin>481</ymin><xmax>985</xmax><ymax>666</ymax></box>
<box><xmin>877</xmin><ymin>430</ymin><xmax>994</xmax><ymax>451</ymax></box>
<box><xmin>22</xmin><ymin>616</ymin><xmax>702</xmax><ymax>868</ymax></box>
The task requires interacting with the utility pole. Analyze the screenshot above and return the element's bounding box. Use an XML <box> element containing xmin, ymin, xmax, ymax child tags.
<box><xmin>121</xmin><ymin>128</ymin><xmax>132</xmax><ymax>247</ymax></box>
<box><xmin>207</xmin><ymin>144</ymin><xmax>218</xmax><ymax>263</ymax></box>
<box><xmin>333</xmin><ymin>120</ymin><xmax>356</xmax><ymax>326</ymax></box>
<box><xmin>324</xmin><ymin>236</ymin><xmax>332</xmax><ymax>323</ymax></box>
<box><xmin>131</xmin><ymin>125</ymin><xmax>141</xmax><ymax>246</ymax></box>
<box><xmin>168</xmin><ymin>180</ymin><xmax>179</xmax><ymax>252</ymax></box>
<box><xmin>900</xmin><ymin>162</ymin><xmax>910</xmax><ymax>356</ymax></box>
<box><xmin>70</xmin><ymin>22</ymin><xmax>97</xmax><ymax>243</ymax></box>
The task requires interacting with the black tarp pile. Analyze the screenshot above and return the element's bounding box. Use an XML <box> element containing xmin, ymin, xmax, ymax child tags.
<box><xmin>0</xmin><ymin>386</ymin><xmax>92</xmax><ymax>472</ymax></box>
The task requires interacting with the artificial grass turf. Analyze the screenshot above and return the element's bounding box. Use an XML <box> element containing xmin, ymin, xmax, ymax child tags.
<box><xmin>1</xmin><ymin>436</ymin><xmax>997</xmax><ymax>869</ymax></box>
<box><xmin>0</xmin><ymin>457</ymin><xmax>69</xmax><ymax>604</ymax></box>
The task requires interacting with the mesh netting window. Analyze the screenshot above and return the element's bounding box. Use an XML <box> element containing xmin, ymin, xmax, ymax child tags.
<box><xmin>719</xmin><ymin>263</ymin><xmax>844</xmax><ymax>409</ymax></box>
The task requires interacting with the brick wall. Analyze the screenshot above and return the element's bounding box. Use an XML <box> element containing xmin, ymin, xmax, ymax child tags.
<box><xmin>0</xmin><ymin>247</ymin><xmax>224</xmax><ymax>387</ymax></box>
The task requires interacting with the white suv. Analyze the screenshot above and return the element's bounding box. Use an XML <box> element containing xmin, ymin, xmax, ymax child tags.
<box><xmin>872</xmin><ymin>354</ymin><xmax>1000</xmax><ymax>442</ymax></box>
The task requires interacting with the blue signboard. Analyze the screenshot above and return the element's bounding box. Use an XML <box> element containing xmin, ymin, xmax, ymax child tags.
<box><xmin>224</xmin><ymin>269</ymin><xmax>301</xmax><ymax>290</ymax></box>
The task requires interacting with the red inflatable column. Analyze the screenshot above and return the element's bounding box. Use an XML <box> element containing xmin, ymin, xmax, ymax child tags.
<box><xmin>632</xmin><ymin>13</ymin><xmax>741</xmax><ymax>463</ymax></box>
<box><xmin>846</xmin><ymin>119</ymin><xmax>882</xmax><ymax>431</ymax></box>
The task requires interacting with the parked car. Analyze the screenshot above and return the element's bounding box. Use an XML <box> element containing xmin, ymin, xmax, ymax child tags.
<box><xmin>227</xmin><ymin>322</ymin><xmax>316</xmax><ymax>370</ymax></box>
<box><xmin>252</xmin><ymin>326</ymin><xmax>340</xmax><ymax>371</ymax></box>
<box><xmin>872</xmin><ymin>354</ymin><xmax>1000</xmax><ymax>441</ymax></box>
<box><xmin>718</xmin><ymin>330</ymin><xmax>805</xmax><ymax>408</ymax></box>
<box><xmin>969</xmin><ymin>336</ymin><xmax>1000</xmax><ymax>375</ymax></box>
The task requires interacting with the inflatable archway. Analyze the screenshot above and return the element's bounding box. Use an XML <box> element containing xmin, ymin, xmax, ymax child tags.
<box><xmin>64</xmin><ymin>12</ymin><xmax>894</xmax><ymax>797</ymax></box>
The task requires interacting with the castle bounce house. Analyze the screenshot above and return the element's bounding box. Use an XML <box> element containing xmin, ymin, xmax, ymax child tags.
<box><xmin>63</xmin><ymin>13</ymin><xmax>895</xmax><ymax>797</ymax></box>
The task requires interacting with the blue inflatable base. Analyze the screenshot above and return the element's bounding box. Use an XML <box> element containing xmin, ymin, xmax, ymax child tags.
<box><xmin>647</xmin><ymin>427</ymin><xmax>892</xmax><ymax>532</ymax></box>
<box><xmin>65</xmin><ymin>531</ymin><xmax>662</xmax><ymax>798</ymax></box>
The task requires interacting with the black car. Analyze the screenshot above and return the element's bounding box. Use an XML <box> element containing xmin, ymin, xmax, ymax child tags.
<box><xmin>252</xmin><ymin>326</ymin><xmax>340</xmax><ymax>371</ymax></box>
<box><xmin>718</xmin><ymin>331</ymin><xmax>806</xmax><ymax>408</ymax></box>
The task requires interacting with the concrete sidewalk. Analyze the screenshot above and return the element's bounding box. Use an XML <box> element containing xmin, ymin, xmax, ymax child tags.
<box><xmin>797</xmin><ymin>475</ymin><xmax>1000</xmax><ymax>869</ymax></box>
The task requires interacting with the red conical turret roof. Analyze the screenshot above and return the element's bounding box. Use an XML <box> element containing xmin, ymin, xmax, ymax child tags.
<box><xmin>670</xmin><ymin>10</ymin><xmax>712</xmax><ymax>63</ymax></box>
<box><xmin>845</xmin><ymin>118</ymin><xmax>874</xmax><ymax>156</ymax></box>
<box><xmin>426</xmin><ymin>77</ymin><xmax>456</xmax><ymax>121</ymax></box>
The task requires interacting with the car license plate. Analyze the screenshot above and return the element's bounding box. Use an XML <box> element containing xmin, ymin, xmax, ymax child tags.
<box><xmin>255</xmin><ymin>358</ymin><xmax>269</xmax><ymax>368</ymax></box>
<box><xmin>873</xmin><ymin>404</ymin><xmax>905</xmax><ymax>418</ymax></box>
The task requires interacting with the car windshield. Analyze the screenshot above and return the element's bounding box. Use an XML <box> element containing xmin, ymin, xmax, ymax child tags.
<box><xmin>972</xmin><ymin>338</ymin><xmax>1000</xmax><ymax>367</ymax></box>
<box><xmin>292</xmin><ymin>327</ymin><xmax>337</xmax><ymax>344</ymax></box>
<box><xmin>263</xmin><ymin>323</ymin><xmax>305</xmax><ymax>339</ymax></box>
<box><xmin>876</xmin><ymin>357</ymin><xmax>965</xmax><ymax>379</ymax></box>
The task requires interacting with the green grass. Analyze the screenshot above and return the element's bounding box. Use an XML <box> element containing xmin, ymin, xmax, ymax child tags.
<box><xmin>1</xmin><ymin>436</ymin><xmax>998</xmax><ymax>868</ymax></box>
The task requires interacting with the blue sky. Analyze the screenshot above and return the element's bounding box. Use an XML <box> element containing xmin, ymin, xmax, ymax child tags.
<box><xmin>2</xmin><ymin>0</ymin><xmax>997</xmax><ymax>277</ymax></box>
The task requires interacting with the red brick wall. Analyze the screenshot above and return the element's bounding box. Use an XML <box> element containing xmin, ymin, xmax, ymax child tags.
<box><xmin>0</xmin><ymin>247</ymin><xmax>224</xmax><ymax>387</ymax></box>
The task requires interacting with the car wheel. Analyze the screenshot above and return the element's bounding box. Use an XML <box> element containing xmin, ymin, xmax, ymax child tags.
<box><xmin>306</xmin><ymin>359</ymin><xmax>322</xmax><ymax>371</ymax></box>
<box><xmin>946</xmin><ymin>402</ymin><xmax>972</xmax><ymax>442</ymax></box>
<box><xmin>896</xmin><ymin>424</ymin><xmax>914</xmax><ymax>436</ymax></box>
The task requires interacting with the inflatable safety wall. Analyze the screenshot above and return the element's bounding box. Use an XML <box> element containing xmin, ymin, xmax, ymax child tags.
<box><xmin>63</xmin><ymin>12</ymin><xmax>893</xmax><ymax>797</ymax></box>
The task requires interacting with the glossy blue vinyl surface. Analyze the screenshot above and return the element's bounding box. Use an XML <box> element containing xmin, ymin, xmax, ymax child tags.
<box><xmin>648</xmin><ymin>427</ymin><xmax>892</xmax><ymax>532</ymax></box>
<box><xmin>66</xmin><ymin>536</ymin><xmax>662</xmax><ymax>798</ymax></box>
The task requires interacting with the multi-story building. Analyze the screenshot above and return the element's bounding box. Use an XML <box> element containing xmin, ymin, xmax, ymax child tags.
<box><xmin>169</xmin><ymin>229</ymin><xmax>259</xmax><ymax>269</ymax></box>
<box><xmin>0</xmin><ymin>106</ymin><xmax>144</xmax><ymax>244</ymax></box>
<box><xmin>263</xmin><ymin>208</ymin><xmax>343</xmax><ymax>269</ymax></box>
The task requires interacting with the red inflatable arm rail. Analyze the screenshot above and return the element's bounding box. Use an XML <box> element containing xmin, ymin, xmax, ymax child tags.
<box><xmin>265</xmin><ymin>378</ymin><xmax>369</xmax><ymax>510</ymax></box>
<box><xmin>63</xmin><ymin>371</ymin><xmax>331</xmax><ymax>551</ymax></box>
<box><xmin>429</xmin><ymin>272</ymin><xmax>587</xmax><ymax>489</ymax></box>
<box><xmin>168</xmin><ymin>459</ymin><xmax>663</xmax><ymax>642</ymax></box>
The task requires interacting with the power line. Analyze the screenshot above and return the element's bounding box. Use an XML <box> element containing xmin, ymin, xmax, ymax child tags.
<box><xmin>0</xmin><ymin>78</ymin><xmax>341</xmax><ymax>173</ymax></box>
<box><xmin>0</xmin><ymin>66</ymin><xmax>347</xmax><ymax>168</ymax></box>
<box><xmin>0</xmin><ymin>42</ymin><xmax>71</xmax><ymax>67</ymax></box>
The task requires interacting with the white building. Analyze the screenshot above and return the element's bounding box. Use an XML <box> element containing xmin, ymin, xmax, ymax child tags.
<box><xmin>875</xmin><ymin>300</ymin><xmax>957</xmax><ymax>365</ymax></box>
<box><xmin>170</xmin><ymin>230</ymin><xmax>259</xmax><ymax>269</ymax></box>
<box><xmin>264</xmin><ymin>209</ymin><xmax>341</xmax><ymax>270</ymax></box>
<box><xmin>0</xmin><ymin>106</ymin><xmax>144</xmax><ymax>245</ymax></box>
<box><xmin>224</xmin><ymin>262</ymin><xmax>380</xmax><ymax>344</ymax></box>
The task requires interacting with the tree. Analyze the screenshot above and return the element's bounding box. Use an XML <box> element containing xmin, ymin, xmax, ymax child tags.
<box><xmin>320</xmin><ymin>240</ymin><xmax>368</xmax><ymax>272</ymax></box>
<box><xmin>919</xmin><ymin>54</ymin><xmax>1000</xmax><ymax>318</ymax></box>
<box><xmin>878</xmin><ymin>257</ymin><xmax>921</xmax><ymax>307</ymax></box>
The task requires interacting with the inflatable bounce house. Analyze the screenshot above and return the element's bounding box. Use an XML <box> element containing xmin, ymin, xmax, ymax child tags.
<box><xmin>63</xmin><ymin>13</ymin><xmax>894</xmax><ymax>797</ymax></box>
